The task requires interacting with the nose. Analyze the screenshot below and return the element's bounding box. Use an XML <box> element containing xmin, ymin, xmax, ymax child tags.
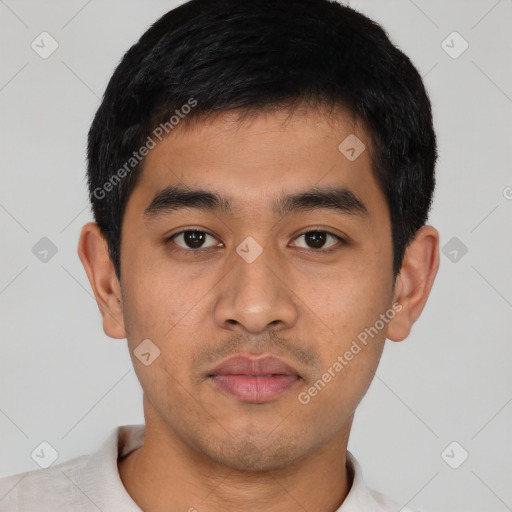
<box><xmin>213</xmin><ymin>242</ymin><xmax>299</xmax><ymax>335</ymax></box>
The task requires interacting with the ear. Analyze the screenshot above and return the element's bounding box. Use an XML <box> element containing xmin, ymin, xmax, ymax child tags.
<box><xmin>387</xmin><ymin>225</ymin><xmax>440</xmax><ymax>342</ymax></box>
<box><xmin>77</xmin><ymin>222</ymin><xmax>126</xmax><ymax>339</ymax></box>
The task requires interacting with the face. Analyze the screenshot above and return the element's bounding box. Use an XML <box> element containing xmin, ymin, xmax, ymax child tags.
<box><xmin>117</xmin><ymin>107</ymin><xmax>397</xmax><ymax>471</ymax></box>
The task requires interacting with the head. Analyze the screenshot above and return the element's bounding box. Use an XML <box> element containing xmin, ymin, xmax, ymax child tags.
<box><xmin>79</xmin><ymin>0</ymin><xmax>439</xmax><ymax>471</ymax></box>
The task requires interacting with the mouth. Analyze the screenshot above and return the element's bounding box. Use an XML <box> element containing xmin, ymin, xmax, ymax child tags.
<box><xmin>207</xmin><ymin>354</ymin><xmax>302</xmax><ymax>404</ymax></box>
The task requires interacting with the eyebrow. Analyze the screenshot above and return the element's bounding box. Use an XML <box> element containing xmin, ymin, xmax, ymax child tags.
<box><xmin>143</xmin><ymin>184</ymin><xmax>368</xmax><ymax>220</ymax></box>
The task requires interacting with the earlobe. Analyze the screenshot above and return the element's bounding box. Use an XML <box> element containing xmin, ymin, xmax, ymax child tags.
<box><xmin>387</xmin><ymin>225</ymin><xmax>440</xmax><ymax>342</ymax></box>
<box><xmin>77</xmin><ymin>222</ymin><xmax>127</xmax><ymax>339</ymax></box>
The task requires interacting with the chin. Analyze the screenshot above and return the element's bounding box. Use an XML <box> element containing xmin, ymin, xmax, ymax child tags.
<box><xmin>200</xmin><ymin>435</ymin><xmax>310</xmax><ymax>472</ymax></box>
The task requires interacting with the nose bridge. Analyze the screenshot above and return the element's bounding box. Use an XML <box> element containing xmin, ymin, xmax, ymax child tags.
<box><xmin>234</xmin><ymin>239</ymin><xmax>278</xmax><ymax>296</ymax></box>
<box><xmin>214</xmin><ymin>236</ymin><xmax>298</xmax><ymax>334</ymax></box>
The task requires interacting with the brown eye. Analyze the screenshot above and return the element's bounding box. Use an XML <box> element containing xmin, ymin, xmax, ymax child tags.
<box><xmin>293</xmin><ymin>231</ymin><xmax>342</xmax><ymax>251</ymax></box>
<box><xmin>170</xmin><ymin>230</ymin><xmax>219</xmax><ymax>250</ymax></box>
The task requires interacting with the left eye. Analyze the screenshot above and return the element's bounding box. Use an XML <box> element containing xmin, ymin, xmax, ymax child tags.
<box><xmin>292</xmin><ymin>231</ymin><xmax>342</xmax><ymax>251</ymax></box>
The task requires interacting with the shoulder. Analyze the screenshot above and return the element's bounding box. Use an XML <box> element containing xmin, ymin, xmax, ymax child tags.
<box><xmin>0</xmin><ymin>425</ymin><xmax>144</xmax><ymax>512</ymax></box>
<box><xmin>0</xmin><ymin>453</ymin><xmax>91</xmax><ymax>512</ymax></box>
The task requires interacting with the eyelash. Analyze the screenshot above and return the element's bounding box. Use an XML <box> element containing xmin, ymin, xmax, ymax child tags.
<box><xmin>165</xmin><ymin>229</ymin><xmax>346</xmax><ymax>254</ymax></box>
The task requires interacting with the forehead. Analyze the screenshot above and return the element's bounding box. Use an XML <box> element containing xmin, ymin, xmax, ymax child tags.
<box><xmin>126</xmin><ymin>107</ymin><xmax>388</xmax><ymax>222</ymax></box>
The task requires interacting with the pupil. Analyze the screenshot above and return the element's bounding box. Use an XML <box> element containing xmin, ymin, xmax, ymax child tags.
<box><xmin>306</xmin><ymin>231</ymin><xmax>326</xmax><ymax>249</ymax></box>
<box><xmin>185</xmin><ymin>231</ymin><xmax>205</xmax><ymax>248</ymax></box>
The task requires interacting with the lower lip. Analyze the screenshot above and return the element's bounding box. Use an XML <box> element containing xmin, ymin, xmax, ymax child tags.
<box><xmin>209</xmin><ymin>375</ymin><xmax>300</xmax><ymax>403</ymax></box>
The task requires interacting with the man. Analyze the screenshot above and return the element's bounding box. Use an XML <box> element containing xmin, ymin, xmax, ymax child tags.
<box><xmin>0</xmin><ymin>0</ymin><xmax>439</xmax><ymax>510</ymax></box>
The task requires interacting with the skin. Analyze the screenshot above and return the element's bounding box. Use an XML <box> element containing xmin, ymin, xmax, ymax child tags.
<box><xmin>78</xmin><ymin>106</ymin><xmax>439</xmax><ymax>512</ymax></box>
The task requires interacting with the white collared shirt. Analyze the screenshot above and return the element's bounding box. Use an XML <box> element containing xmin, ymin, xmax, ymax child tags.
<box><xmin>0</xmin><ymin>424</ymin><xmax>416</xmax><ymax>511</ymax></box>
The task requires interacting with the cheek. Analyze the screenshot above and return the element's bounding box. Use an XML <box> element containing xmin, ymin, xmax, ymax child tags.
<box><xmin>293</xmin><ymin>257</ymin><xmax>392</xmax><ymax>339</ymax></box>
<box><xmin>120</xmin><ymin>274</ymin><xmax>198</xmax><ymax>411</ymax></box>
<box><xmin>119</xmin><ymin>259</ymin><xmax>209</xmax><ymax>384</ymax></box>
<box><xmin>120</xmin><ymin>244</ymin><xmax>198</xmax><ymax>338</ymax></box>
<box><xmin>298</xmin><ymin>316</ymin><xmax>386</xmax><ymax>428</ymax></box>
<box><xmin>292</xmin><ymin>254</ymin><xmax>392</xmax><ymax>409</ymax></box>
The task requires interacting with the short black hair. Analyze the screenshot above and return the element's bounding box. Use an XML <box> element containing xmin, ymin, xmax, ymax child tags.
<box><xmin>87</xmin><ymin>0</ymin><xmax>437</xmax><ymax>280</ymax></box>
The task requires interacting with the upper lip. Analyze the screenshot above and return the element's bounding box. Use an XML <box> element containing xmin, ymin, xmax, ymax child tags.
<box><xmin>208</xmin><ymin>355</ymin><xmax>300</xmax><ymax>377</ymax></box>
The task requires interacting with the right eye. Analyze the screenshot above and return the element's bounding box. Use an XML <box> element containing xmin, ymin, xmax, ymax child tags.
<box><xmin>167</xmin><ymin>230</ymin><xmax>222</xmax><ymax>251</ymax></box>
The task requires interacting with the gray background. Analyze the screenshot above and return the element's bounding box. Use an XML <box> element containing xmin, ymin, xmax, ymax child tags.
<box><xmin>0</xmin><ymin>1</ymin><xmax>511</xmax><ymax>511</ymax></box>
